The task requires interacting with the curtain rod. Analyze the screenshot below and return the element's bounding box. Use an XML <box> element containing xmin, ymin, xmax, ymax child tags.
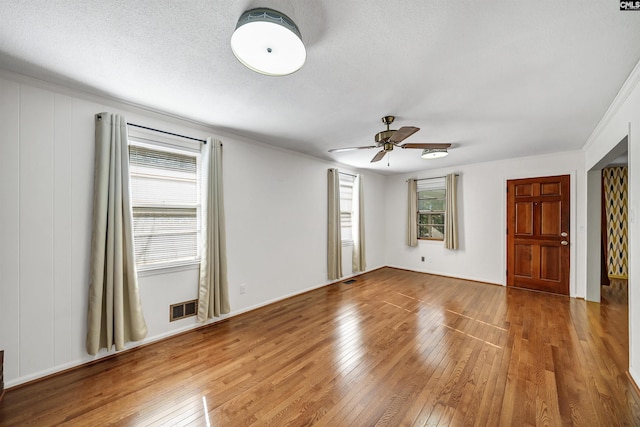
<box><xmin>339</xmin><ymin>171</ymin><xmax>357</xmax><ymax>178</ymax></box>
<box><xmin>407</xmin><ymin>174</ymin><xmax>459</xmax><ymax>182</ymax></box>
<box><xmin>127</xmin><ymin>122</ymin><xmax>207</xmax><ymax>144</ymax></box>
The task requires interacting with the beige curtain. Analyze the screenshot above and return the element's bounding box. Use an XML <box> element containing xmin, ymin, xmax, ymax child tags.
<box><xmin>328</xmin><ymin>168</ymin><xmax>342</xmax><ymax>280</ymax></box>
<box><xmin>352</xmin><ymin>174</ymin><xmax>366</xmax><ymax>272</ymax></box>
<box><xmin>407</xmin><ymin>179</ymin><xmax>418</xmax><ymax>247</ymax></box>
<box><xmin>198</xmin><ymin>138</ymin><xmax>230</xmax><ymax>321</ymax></box>
<box><xmin>444</xmin><ymin>173</ymin><xmax>459</xmax><ymax>250</ymax></box>
<box><xmin>86</xmin><ymin>113</ymin><xmax>147</xmax><ymax>355</ymax></box>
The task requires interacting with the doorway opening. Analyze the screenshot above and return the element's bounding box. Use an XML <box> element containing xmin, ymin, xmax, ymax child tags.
<box><xmin>586</xmin><ymin>136</ymin><xmax>629</xmax><ymax>304</ymax></box>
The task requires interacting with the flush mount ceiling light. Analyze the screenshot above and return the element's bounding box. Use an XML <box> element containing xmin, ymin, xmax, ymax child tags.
<box><xmin>231</xmin><ymin>8</ymin><xmax>306</xmax><ymax>76</ymax></box>
<box><xmin>421</xmin><ymin>148</ymin><xmax>449</xmax><ymax>159</ymax></box>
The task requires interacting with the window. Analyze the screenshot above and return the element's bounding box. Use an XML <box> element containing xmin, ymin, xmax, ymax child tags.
<box><xmin>339</xmin><ymin>173</ymin><xmax>355</xmax><ymax>244</ymax></box>
<box><xmin>129</xmin><ymin>139</ymin><xmax>202</xmax><ymax>270</ymax></box>
<box><xmin>417</xmin><ymin>177</ymin><xmax>446</xmax><ymax>240</ymax></box>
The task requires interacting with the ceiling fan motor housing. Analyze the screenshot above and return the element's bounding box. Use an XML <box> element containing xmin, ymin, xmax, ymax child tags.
<box><xmin>376</xmin><ymin>115</ymin><xmax>396</xmax><ymax>144</ymax></box>
<box><xmin>375</xmin><ymin>130</ymin><xmax>396</xmax><ymax>143</ymax></box>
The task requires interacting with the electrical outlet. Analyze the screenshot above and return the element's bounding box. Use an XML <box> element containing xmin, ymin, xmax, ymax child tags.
<box><xmin>427</xmin><ymin>257</ymin><xmax>433</xmax><ymax>264</ymax></box>
<box><xmin>239</xmin><ymin>284</ymin><xmax>246</xmax><ymax>294</ymax></box>
<box><xmin>421</xmin><ymin>256</ymin><xmax>425</xmax><ymax>262</ymax></box>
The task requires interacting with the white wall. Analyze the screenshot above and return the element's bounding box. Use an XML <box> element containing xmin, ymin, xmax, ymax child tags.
<box><xmin>583</xmin><ymin>60</ymin><xmax>640</xmax><ymax>387</ymax></box>
<box><xmin>0</xmin><ymin>72</ymin><xmax>387</xmax><ymax>387</ymax></box>
<box><xmin>224</xmin><ymin>135</ymin><xmax>387</xmax><ymax>312</ymax></box>
<box><xmin>3</xmin><ymin>58</ymin><xmax>637</xmax><ymax>389</ymax></box>
<box><xmin>385</xmin><ymin>151</ymin><xmax>586</xmax><ymax>296</ymax></box>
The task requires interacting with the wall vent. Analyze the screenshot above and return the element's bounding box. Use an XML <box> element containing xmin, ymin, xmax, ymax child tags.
<box><xmin>343</xmin><ymin>279</ymin><xmax>356</xmax><ymax>284</ymax></box>
<box><xmin>170</xmin><ymin>300</ymin><xmax>198</xmax><ymax>322</ymax></box>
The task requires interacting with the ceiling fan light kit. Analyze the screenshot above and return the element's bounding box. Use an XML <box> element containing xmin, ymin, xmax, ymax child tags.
<box><xmin>231</xmin><ymin>8</ymin><xmax>306</xmax><ymax>76</ymax></box>
<box><xmin>329</xmin><ymin>115</ymin><xmax>452</xmax><ymax>163</ymax></box>
<box><xmin>421</xmin><ymin>148</ymin><xmax>449</xmax><ymax>159</ymax></box>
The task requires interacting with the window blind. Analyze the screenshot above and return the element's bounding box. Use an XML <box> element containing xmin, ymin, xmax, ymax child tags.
<box><xmin>339</xmin><ymin>174</ymin><xmax>355</xmax><ymax>243</ymax></box>
<box><xmin>417</xmin><ymin>177</ymin><xmax>445</xmax><ymax>192</ymax></box>
<box><xmin>129</xmin><ymin>143</ymin><xmax>201</xmax><ymax>268</ymax></box>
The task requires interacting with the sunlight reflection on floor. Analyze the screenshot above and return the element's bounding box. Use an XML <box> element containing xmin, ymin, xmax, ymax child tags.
<box><xmin>202</xmin><ymin>396</ymin><xmax>211</xmax><ymax>427</ymax></box>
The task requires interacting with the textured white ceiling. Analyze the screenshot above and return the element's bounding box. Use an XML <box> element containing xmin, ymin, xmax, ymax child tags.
<box><xmin>1</xmin><ymin>1</ymin><xmax>639</xmax><ymax>174</ymax></box>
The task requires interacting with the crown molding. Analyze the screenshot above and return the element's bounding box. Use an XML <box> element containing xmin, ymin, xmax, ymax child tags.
<box><xmin>583</xmin><ymin>59</ymin><xmax>640</xmax><ymax>150</ymax></box>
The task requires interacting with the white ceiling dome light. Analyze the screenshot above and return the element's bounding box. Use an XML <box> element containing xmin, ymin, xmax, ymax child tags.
<box><xmin>421</xmin><ymin>148</ymin><xmax>449</xmax><ymax>159</ymax></box>
<box><xmin>231</xmin><ymin>8</ymin><xmax>306</xmax><ymax>76</ymax></box>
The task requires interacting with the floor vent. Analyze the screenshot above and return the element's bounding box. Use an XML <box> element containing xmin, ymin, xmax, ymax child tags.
<box><xmin>343</xmin><ymin>279</ymin><xmax>356</xmax><ymax>284</ymax></box>
<box><xmin>170</xmin><ymin>300</ymin><xmax>198</xmax><ymax>322</ymax></box>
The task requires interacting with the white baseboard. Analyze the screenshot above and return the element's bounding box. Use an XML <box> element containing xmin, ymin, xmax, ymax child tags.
<box><xmin>385</xmin><ymin>264</ymin><xmax>503</xmax><ymax>286</ymax></box>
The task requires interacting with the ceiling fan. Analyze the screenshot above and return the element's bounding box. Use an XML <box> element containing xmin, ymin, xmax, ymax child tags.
<box><xmin>328</xmin><ymin>116</ymin><xmax>451</xmax><ymax>163</ymax></box>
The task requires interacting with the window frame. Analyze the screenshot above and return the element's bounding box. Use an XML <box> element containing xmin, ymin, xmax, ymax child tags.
<box><xmin>417</xmin><ymin>178</ymin><xmax>446</xmax><ymax>241</ymax></box>
<box><xmin>128</xmin><ymin>131</ymin><xmax>203</xmax><ymax>273</ymax></box>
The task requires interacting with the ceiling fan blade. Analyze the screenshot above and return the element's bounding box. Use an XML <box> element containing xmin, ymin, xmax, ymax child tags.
<box><xmin>400</xmin><ymin>143</ymin><xmax>452</xmax><ymax>150</ymax></box>
<box><xmin>328</xmin><ymin>145</ymin><xmax>378</xmax><ymax>153</ymax></box>
<box><xmin>370</xmin><ymin>150</ymin><xmax>387</xmax><ymax>163</ymax></box>
<box><xmin>389</xmin><ymin>126</ymin><xmax>420</xmax><ymax>143</ymax></box>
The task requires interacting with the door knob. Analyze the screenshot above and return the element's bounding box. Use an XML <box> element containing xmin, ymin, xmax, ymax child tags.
<box><xmin>561</xmin><ymin>232</ymin><xmax>568</xmax><ymax>237</ymax></box>
<box><xmin>561</xmin><ymin>241</ymin><xmax>568</xmax><ymax>245</ymax></box>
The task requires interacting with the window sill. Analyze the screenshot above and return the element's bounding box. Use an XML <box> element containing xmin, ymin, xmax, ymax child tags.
<box><xmin>418</xmin><ymin>238</ymin><xmax>444</xmax><ymax>242</ymax></box>
<box><xmin>137</xmin><ymin>260</ymin><xmax>200</xmax><ymax>277</ymax></box>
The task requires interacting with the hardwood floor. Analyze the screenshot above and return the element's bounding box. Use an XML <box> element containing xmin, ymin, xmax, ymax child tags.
<box><xmin>1</xmin><ymin>268</ymin><xmax>639</xmax><ymax>426</ymax></box>
<box><xmin>602</xmin><ymin>278</ymin><xmax>628</xmax><ymax>306</ymax></box>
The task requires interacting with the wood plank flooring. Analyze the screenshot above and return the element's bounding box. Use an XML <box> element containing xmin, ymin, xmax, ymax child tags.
<box><xmin>1</xmin><ymin>268</ymin><xmax>639</xmax><ymax>426</ymax></box>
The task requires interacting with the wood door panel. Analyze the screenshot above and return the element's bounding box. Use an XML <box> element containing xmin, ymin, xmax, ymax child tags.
<box><xmin>540</xmin><ymin>245</ymin><xmax>561</xmax><ymax>281</ymax></box>
<box><xmin>515</xmin><ymin>184</ymin><xmax>533</xmax><ymax>196</ymax></box>
<box><xmin>507</xmin><ymin>175</ymin><xmax>570</xmax><ymax>295</ymax></box>
<box><xmin>541</xmin><ymin>182</ymin><xmax>561</xmax><ymax>196</ymax></box>
<box><xmin>515</xmin><ymin>202</ymin><xmax>533</xmax><ymax>235</ymax></box>
<box><xmin>514</xmin><ymin>244</ymin><xmax>533</xmax><ymax>277</ymax></box>
<box><xmin>540</xmin><ymin>201</ymin><xmax>561</xmax><ymax>236</ymax></box>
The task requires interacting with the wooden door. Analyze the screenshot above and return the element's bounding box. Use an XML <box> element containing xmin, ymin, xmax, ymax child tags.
<box><xmin>507</xmin><ymin>175</ymin><xmax>570</xmax><ymax>295</ymax></box>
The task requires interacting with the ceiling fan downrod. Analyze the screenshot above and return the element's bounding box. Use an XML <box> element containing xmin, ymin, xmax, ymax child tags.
<box><xmin>376</xmin><ymin>115</ymin><xmax>396</xmax><ymax>144</ymax></box>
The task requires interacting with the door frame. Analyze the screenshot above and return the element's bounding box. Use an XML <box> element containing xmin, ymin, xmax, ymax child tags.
<box><xmin>502</xmin><ymin>171</ymin><xmax>576</xmax><ymax>297</ymax></box>
<box><xmin>585</xmin><ymin>136</ymin><xmax>629</xmax><ymax>302</ymax></box>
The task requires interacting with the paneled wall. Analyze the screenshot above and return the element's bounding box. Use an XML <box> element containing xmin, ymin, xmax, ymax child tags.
<box><xmin>0</xmin><ymin>80</ymin><xmax>100</xmax><ymax>384</ymax></box>
<box><xmin>0</xmin><ymin>73</ymin><xmax>387</xmax><ymax>387</ymax></box>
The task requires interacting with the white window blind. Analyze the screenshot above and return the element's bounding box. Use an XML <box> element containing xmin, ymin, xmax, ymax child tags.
<box><xmin>339</xmin><ymin>174</ymin><xmax>355</xmax><ymax>243</ymax></box>
<box><xmin>129</xmin><ymin>142</ymin><xmax>201</xmax><ymax>269</ymax></box>
<box><xmin>417</xmin><ymin>177</ymin><xmax>446</xmax><ymax>240</ymax></box>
